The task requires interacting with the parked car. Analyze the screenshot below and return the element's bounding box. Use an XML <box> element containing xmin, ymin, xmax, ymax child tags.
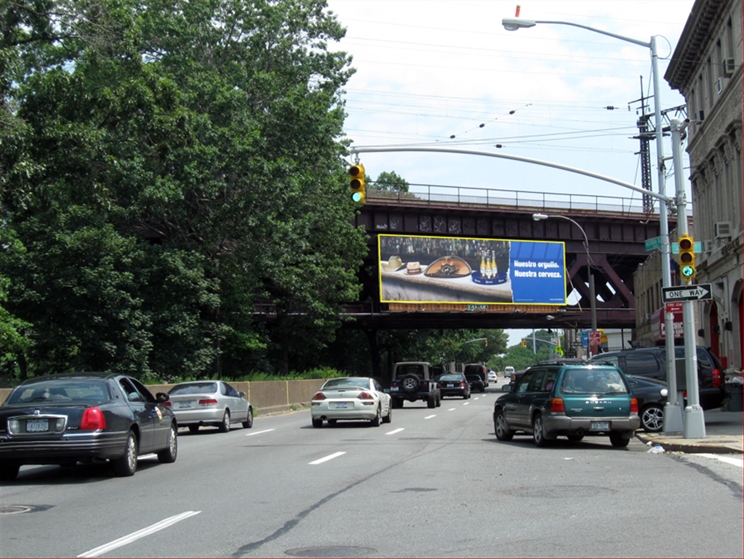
<box><xmin>0</xmin><ymin>372</ymin><xmax>178</xmax><ymax>481</ymax></box>
<box><xmin>493</xmin><ymin>362</ymin><xmax>640</xmax><ymax>447</ymax></box>
<box><xmin>487</xmin><ymin>370</ymin><xmax>498</xmax><ymax>383</ymax></box>
<box><xmin>589</xmin><ymin>346</ymin><xmax>726</xmax><ymax>410</ymax></box>
<box><xmin>437</xmin><ymin>373</ymin><xmax>471</xmax><ymax>399</ymax></box>
<box><xmin>311</xmin><ymin>377</ymin><xmax>392</xmax><ymax>428</ymax></box>
<box><xmin>504</xmin><ymin>366</ymin><xmax>516</xmax><ymax>378</ymax></box>
<box><xmin>626</xmin><ymin>374</ymin><xmax>668</xmax><ymax>433</ymax></box>
<box><xmin>165</xmin><ymin>381</ymin><xmax>253</xmax><ymax>433</ymax></box>
<box><xmin>464</xmin><ymin>364</ymin><xmax>489</xmax><ymax>387</ymax></box>
<box><xmin>465</xmin><ymin>373</ymin><xmax>486</xmax><ymax>393</ymax></box>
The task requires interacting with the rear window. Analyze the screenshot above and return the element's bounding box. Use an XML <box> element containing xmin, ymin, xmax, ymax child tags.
<box><xmin>396</xmin><ymin>364</ymin><xmax>425</xmax><ymax>377</ymax></box>
<box><xmin>560</xmin><ymin>368</ymin><xmax>629</xmax><ymax>395</ymax></box>
<box><xmin>439</xmin><ymin>374</ymin><xmax>464</xmax><ymax>382</ymax></box>
<box><xmin>169</xmin><ymin>382</ymin><xmax>218</xmax><ymax>395</ymax></box>
<box><xmin>322</xmin><ymin>378</ymin><xmax>370</xmax><ymax>389</ymax></box>
<box><xmin>465</xmin><ymin>374</ymin><xmax>482</xmax><ymax>382</ymax></box>
<box><xmin>7</xmin><ymin>380</ymin><xmax>110</xmax><ymax>405</ymax></box>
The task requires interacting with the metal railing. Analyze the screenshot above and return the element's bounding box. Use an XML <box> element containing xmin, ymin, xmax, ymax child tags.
<box><xmin>367</xmin><ymin>183</ymin><xmax>655</xmax><ymax>217</ymax></box>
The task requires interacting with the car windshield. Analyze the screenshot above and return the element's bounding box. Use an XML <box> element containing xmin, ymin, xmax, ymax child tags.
<box><xmin>7</xmin><ymin>380</ymin><xmax>110</xmax><ymax>405</ymax></box>
<box><xmin>169</xmin><ymin>382</ymin><xmax>218</xmax><ymax>395</ymax></box>
<box><xmin>561</xmin><ymin>368</ymin><xmax>629</xmax><ymax>395</ymax></box>
<box><xmin>323</xmin><ymin>378</ymin><xmax>369</xmax><ymax>389</ymax></box>
<box><xmin>439</xmin><ymin>374</ymin><xmax>462</xmax><ymax>381</ymax></box>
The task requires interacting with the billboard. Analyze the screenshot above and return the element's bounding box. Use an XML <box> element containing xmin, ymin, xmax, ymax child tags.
<box><xmin>379</xmin><ymin>234</ymin><xmax>567</xmax><ymax>305</ymax></box>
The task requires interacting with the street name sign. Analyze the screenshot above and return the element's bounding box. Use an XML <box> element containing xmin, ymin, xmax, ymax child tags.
<box><xmin>644</xmin><ymin>236</ymin><xmax>662</xmax><ymax>251</ymax></box>
<box><xmin>662</xmin><ymin>284</ymin><xmax>713</xmax><ymax>302</ymax></box>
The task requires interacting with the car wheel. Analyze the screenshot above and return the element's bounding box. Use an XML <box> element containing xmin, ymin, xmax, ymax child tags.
<box><xmin>242</xmin><ymin>407</ymin><xmax>254</xmax><ymax>429</ymax></box>
<box><xmin>218</xmin><ymin>410</ymin><xmax>231</xmax><ymax>433</ymax></box>
<box><xmin>382</xmin><ymin>403</ymin><xmax>392</xmax><ymax>423</ymax></box>
<box><xmin>532</xmin><ymin>414</ymin><xmax>550</xmax><ymax>448</ymax></box>
<box><xmin>113</xmin><ymin>430</ymin><xmax>138</xmax><ymax>477</ymax></box>
<box><xmin>640</xmin><ymin>404</ymin><xmax>664</xmax><ymax>433</ymax></box>
<box><xmin>188</xmin><ymin>425</ymin><xmax>199</xmax><ymax>433</ymax></box>
<box><xmin>609</xmin><ymin>432</ymin><xmax>630</xmax><ymax>448</ymax></box>
<box><xmin>157</xmin><ymin>423</ymin><xmax>178</xmax><ymax>464</ymax></box>
<box><xmin>370</xmin><ymin>406</ymin><xmax>381</xmax><ymax>427</ymax></box>
<box><xmin>436</xmin><ymin>395</ymin><xmax>441</xmax><ymax>407</ymax></box>
<box><xmin>312</xmin><ymin>417</ymin><xmax>323</xmax><ymax>428</ymax></box>
<box><xmin>401</xmin><ymin>374</ymin><xmax>421</xmax><ymax>393</ymax></box>
<box><xmin>391</xmin><ymin>398</ymin><xmax>403</xmax><ymax>409</ymax></box>
<box><xmin>494</xmin><ymin>409</ymin><xmax>514</xmax><ymax>441</ymax></box>
<box><xmin>0</xmin><ymin>461</ymin><xmax>20</xmax><ymax>481</ymax></box>
<box><xmin>567</xmin><ymin>434</ymin><xmax>584</xmax><ymax>442</ymax></box>
<box><xmin>427</xmin><ymin>397</ymin><xmax>436</xmax><ymax>409</ymax></box>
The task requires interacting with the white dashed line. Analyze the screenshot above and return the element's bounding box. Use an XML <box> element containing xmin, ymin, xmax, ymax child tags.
<box><xmin>78</xmin><ymin>511</ymin><xmax>201</xmax><ymax>557</ymax></box>
<box><xmin>386</xmin><ymin>428</ymin><xmax>405</xmax><ymax>435</ymax></box>
<box><xmin>698</xmin><ymin>454</ymin><xmax>743</xmax><ymax>468</ymax></box>
<box><xmin>448</xmin><ymin>408</ymin><xmax>456</xmax><ymax>412</ymax></box>
<box><xmin>463</xmin><ymin>402</ymin><xmax>470</xmax><ymax>406</ymax></box>
<box><xmin>309</xmin><ymin>452</ymin><xmax>346</xmax><ymax>465</ymax></box>
<box><xmin>424</xmin><ymin>415</ymin><xmax>436</xmax><ymax>419</ymax></box>
<box><xmin>246</xmin><ymin>429</ymin><xmax>275</xmax><ymax>436</ymax></box>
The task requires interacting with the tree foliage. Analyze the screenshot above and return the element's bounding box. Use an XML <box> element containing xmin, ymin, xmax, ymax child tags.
<box><xmin>0</xmin><ymin>0</ymin><xmax>367</xmax><ymax>380</ymax></box>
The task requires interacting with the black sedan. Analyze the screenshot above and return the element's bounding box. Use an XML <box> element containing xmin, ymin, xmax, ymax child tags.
<box><xmin>0</xmin><ymin>372</ymin><xmax>178</xmax><ymax>481</ymax></box>
<box><xmin>437</xmin><ymin>373</ymin><xmax>471</xmax><ymax>399</ymax></box>
<box><xmin>465</xmin><ymin>373</ymin><xmax>486</xmax><ymax>393</ymax></box>
<box><xmin>626</xmin><ymin>374</ymin><xmax>668</xmax><ymax>432</ymax></box>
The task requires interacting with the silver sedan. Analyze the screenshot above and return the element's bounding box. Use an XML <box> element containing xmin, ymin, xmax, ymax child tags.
<box><xmin>311</xmin><ymin>377</ymin><xmax>392</xmax><ymax>428</ymax></box>
<box><xmin>166</xmin><ymin>381</ymin><xmax>253</xmax><ymax>433</ymax></box>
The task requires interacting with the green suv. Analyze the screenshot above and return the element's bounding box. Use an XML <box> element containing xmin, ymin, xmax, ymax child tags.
<box><xmin>493</xmin><ymin>361</ymin><xmax>640</xmax><ymax>448</ymax></box>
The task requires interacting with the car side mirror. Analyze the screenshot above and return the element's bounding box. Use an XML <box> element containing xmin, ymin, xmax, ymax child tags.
<box><xmin>156</xmin><ymin>392</ymin><xmax>170</xmax><ymax>403</ymax></box>
<box><xmin>239</xmin><ymin>391</ymin><xmax>246</xmax><ymax>398</ymax></box>
<box><xmin>501</xmin><ymin>385</ymin><xmax>511</xmax><ymax>393</ymax></box>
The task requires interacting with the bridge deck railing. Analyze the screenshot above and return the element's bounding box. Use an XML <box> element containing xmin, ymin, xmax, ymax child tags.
<box><xmin>367</xmin><ymin>183</ymin><xmax>655</xmax><ymax>217</ymax></box>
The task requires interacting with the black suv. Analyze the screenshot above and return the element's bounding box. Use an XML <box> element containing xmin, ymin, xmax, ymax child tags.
<box><xmin>589</xmin><ymin>347</ymin><xmax>726</xmax><ymax>410</ymax></box>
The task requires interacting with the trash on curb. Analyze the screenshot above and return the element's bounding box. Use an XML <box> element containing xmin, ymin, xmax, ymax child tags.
<box><xmin>647</xmin><ymin>444</ymin><xmax>666</xmax><ymax>454</ymax></box>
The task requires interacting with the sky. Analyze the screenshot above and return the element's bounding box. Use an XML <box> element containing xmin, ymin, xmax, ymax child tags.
<box><xmin>325</xmin><ymin>0</ymin><xmax>697</xmax><ymax>346</ymax></box>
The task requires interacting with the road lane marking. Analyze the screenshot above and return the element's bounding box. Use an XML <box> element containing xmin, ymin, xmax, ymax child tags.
<box><xmin>463</xmin><ymin>402</ymin><xmax>470</xmax><ymax>406</ymax></box>
<box><xmin>699</xmin><ymin>454</ymin><xmax>743</xmax><ymax>468</ymax></box>
<box><xmin>424</xmin><ymin>415</ymin><xmax>436</xmax><ymax>419</ymax></box>
<box><xmin>246</xmin><ymin>429</ymin><xmax>275</xmax><ymax>436</ymax></box>
<box><xmin>386</xmin><ymin>428</ymin><xmax>405</xmax><ymax>435</ymax></box>
<box><xmin>447</xmin><ymin>408</ymin><xmax>456</xmax><ymax>411</ymax></box>
<box><xmin>78</xmin><ymin>511</ymin><xmax>201</xmax><ymax>558</ymax></box>
<box><xmin>309</xmin><ymin>452</ymin><xmax>346</xmax><ymax>465</ymax></box>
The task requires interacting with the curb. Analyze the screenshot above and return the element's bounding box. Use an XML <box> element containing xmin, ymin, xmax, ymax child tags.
<box><xmin>635</xmin><ymin>432</ymin><xmax>743</xmax><ymax>455</ymax></box>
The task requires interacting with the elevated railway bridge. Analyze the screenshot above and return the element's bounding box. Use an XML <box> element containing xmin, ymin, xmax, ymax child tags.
<box><xmin>345</xmin><ymin>183</ymin><xmax>674</xmax><ymax>332</ymax></box>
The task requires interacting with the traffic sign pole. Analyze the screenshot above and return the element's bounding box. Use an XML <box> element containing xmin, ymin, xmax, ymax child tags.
<box><xmin>670</xmin><ymin>119</ymin><xmax>705</xmax><ymax>438</ymax></box>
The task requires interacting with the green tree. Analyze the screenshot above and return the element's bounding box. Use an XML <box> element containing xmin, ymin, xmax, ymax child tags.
<box><xmin>0</xmin><ymin>0</ymin><xmax>366</xmax><ymax>380</ymax></box>
<box><xmin>373</xmin><ymin>170</ymin><xmax>409</xmax><ymax>192</ymax></box>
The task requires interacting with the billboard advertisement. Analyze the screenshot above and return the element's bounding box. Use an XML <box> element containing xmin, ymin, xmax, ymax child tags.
<box><xmin>379</xmin><ymin>234</ymin><xmax>567</xmax><ymax>305</ymax></box>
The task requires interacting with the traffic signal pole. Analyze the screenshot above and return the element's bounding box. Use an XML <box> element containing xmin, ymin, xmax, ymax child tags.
<box><xmin>671</xmin><ymin>119</ymin><xmax>705</xmax><ymax>438</ymax></box>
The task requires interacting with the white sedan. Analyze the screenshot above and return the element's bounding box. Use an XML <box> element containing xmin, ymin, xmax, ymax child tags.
<box><xmin>487</xmin><ymin>370</ymin><xmax>498</xmax><ymax>383</ymax></box>
<box><xmin>311</xmin><ymin>377</ymin><xmax>392</xmax><ymax>428</ymax></box>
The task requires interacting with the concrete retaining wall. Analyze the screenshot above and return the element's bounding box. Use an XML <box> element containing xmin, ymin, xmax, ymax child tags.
<box><xmin>0</xmin><ymin>379</ymin><xmax>327</xmax><ymax>416</ymax></box>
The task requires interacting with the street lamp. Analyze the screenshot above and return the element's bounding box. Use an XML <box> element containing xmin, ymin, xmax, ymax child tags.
<box><xmin>505</xmin><ymin>15</ymin><xmax>683</xmax><ymax>432</ymax></box>
<box><xmin>533</xmin><ymin>213</ymin><xmax>598</xmax><ymax>356</ymax></box>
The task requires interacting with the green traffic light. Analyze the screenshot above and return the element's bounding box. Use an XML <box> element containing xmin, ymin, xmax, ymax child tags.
<box><xmin>681</xmin><ymin>265</ymin><xmax>695</xmax><ymax>277</ymax></box>
<box><xmin>351</xmin><ymin>191</ymin><xmax>363</xmax><ymax>203</ymax></box>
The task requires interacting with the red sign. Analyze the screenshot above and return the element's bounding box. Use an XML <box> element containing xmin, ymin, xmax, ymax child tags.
<box><xmin>651</xmin><ymin>305</ymin><xmax>684</xmax><ymax>340</ymax></box>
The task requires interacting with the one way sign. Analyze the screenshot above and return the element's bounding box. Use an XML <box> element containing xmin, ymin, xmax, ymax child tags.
<box><xmin>662</xmin><ymin>283</ymin><xmax>713</xmax><ymax>302</ymax></box>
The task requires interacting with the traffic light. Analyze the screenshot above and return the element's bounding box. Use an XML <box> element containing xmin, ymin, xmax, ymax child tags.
<box><xmin>349</xmin><ymin>163</ymin><xmax>366</xmax><ymax>205</ymax></box>
<box><xmin>678</xmin><ymin>234</ymin><xmax>696</xmax><ymax>282</ymax></box>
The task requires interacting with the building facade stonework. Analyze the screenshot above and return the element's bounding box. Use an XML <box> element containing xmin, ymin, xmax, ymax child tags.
<box><xmin>663</xmin><ymin>0</ymin><xmax>743</xmax><ymax>372</ymax></box>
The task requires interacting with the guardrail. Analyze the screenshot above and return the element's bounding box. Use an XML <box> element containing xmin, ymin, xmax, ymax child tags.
<box><xmin>367</xmin><ymin>183</ymin><xmax>654</xmax><ymax>216</ymax></box>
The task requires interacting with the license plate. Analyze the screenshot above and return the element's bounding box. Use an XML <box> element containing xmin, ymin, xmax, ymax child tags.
<box><xmin>447</xmin><ymin>383</ymin><xmax>454</xmax><ymax>387</ymax></box>
<box><xmin>177</xmin><ymin>401</ymin><xmax>194</xmax><ymax>409</ymax></box>
<box><xmin>590</xmin><ymin>421</ymin><xmax>610</xmax><ymax>431</ymax></box>
<box><xmin>26</xmin><ymin>419</ymin><xmax>49</xmax><ymax>432</ymax></box>
<box><xmin>333</xmin><ymin>402</ymin><xmax>348</xmax><ymax>409</ymax></box>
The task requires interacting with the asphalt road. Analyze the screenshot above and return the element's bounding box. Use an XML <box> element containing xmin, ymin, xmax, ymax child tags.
<box><xmin>1</xmin><ymin>384</ymin><xmax>742</xmax><ymax>558</ymax></box>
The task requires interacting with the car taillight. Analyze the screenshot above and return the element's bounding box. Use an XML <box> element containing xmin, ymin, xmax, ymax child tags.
<box><xmin>422</xmin><ymin>381</ymin><xmax>429</xmax><ymax>389</ymax></box>
<box><xmin>312</xmin><ymin>392</ymin><xmax>326</xmax><ymax>401</ymax></box>
<box><xmin>550</xmin><ymin>398</ymin><xmax>565</xmax><ymax>413</ymax></box>
<box><xmin>162</xmin><ymin>401</ymin><xmax>171</xmax><ymax>407</ymax></box>
<box><xmin>630</xmin><ymin>398</ymin><xmax>638</xmax><ymax>413</ymax></box>
<box><xmin>712</xmin><ymin>368</ymin><xmax>722</xmax><ymax>388</ymax></box>
<box><xmin>437</xmin><ymin>382</ymin><xmax>443</xmax><ymax>388</ymax></box>
<box><xmin>358</xmin><ymin>392</ymin><xmax>373</xmax><ymax>400</ymax></box>
<box><xmin>460</xmin><ymin>382</ymin><xmax>466</xmax><ymax>388</ymax></box>
<box><xmin>391</xmin><ymin>381</ymin><xmax>398</xmax><ymax>388</ymax></box>
<box><xmin>198</xmin><ymin>398</ymin><xmax>218</xmax><ymax>406</ymax></box>
<box><xmin>80</xmin><ymin>407</ymin><xmax>106</xmax><ymax>430</ymax></box>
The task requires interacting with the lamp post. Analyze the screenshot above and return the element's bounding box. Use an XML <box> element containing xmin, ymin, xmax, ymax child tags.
<box><xmin>533</xmin><ymin>213</ymin><xmax>597</xmax><ymax>356</ymax></box>
<box><xmin>504</xmin><ymin>16</ymin><xmax>682</xmax><ymax>432</ymax></box>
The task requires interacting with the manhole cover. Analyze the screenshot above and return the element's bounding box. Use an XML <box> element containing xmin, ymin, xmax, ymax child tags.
<box><xmin>285</xmin><ymin>546</ymin><xmax>376</xmax><ymax>558</ymax></box>
<box><xmin>0</xmin><ymin>505</ymin><xmax>33</xmax><ymax>515</ymax></box>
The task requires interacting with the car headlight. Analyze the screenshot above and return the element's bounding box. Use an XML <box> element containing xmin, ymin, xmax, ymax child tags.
<box><xmin>660</xmin><ymin>388</ymin><xmax>669</xmax><ymax>397</ymax></box>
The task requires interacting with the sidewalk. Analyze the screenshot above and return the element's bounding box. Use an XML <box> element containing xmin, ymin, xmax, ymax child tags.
<box><xmin>635</xmin><ymin>408</ymin><xmax>743</xmax><ymax>454</ymax></box>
